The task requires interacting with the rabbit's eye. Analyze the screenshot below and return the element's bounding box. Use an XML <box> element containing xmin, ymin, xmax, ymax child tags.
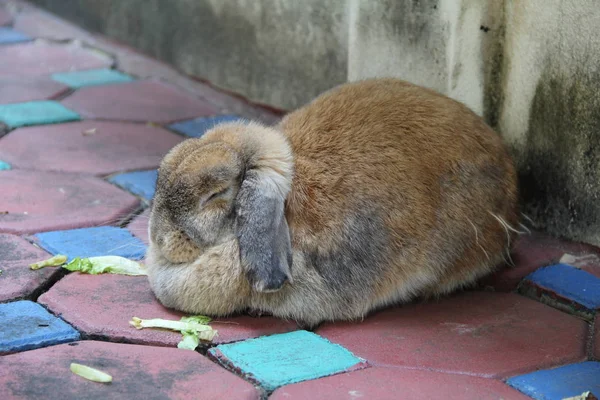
<box><xmin>204</xmin><ymin>187</ymin><xmax>231</xmax><ymax>204</ymax></box>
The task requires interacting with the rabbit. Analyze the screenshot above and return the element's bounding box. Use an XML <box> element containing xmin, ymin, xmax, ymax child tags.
<box><xmin>145</xmin><ymin>78</ymin><xmax>519</xmax><ymax>328</ymax></box>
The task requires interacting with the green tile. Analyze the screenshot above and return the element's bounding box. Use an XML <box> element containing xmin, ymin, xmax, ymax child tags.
<box><xmin>0</xmin><ymin>101</ymin><xmax>80</xmax><ymax>128</ymax></box>
<box><xmin>209</xmin><ymin>330</ymin><xmax>365</xmax><ymax>391</ymax></box>
<box><xmin>52</xmin><ymin>68</ymin><xmax>134</xmax><ymax>88</ymax></box>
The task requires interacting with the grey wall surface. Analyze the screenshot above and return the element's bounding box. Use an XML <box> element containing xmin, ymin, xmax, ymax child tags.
<box><xmin>30</xmin><ymin>0</ymin><xmax>600</xmax><ymax>247</ymax></box>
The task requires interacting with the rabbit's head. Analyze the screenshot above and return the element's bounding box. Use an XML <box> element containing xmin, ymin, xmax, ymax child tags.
<box><xmin>145</xmin><ymin>121</ymin><xmax>295</xmax><ymax>315</ymax></box>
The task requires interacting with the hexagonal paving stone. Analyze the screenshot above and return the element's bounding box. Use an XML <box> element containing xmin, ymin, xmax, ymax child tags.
<box><xmin>0</xmin><ymin>300</ymin><xmax>79</xmax><ymax>354</ymax></box>
<box><xmin>38</xmin><ymin>273</ymin><xmax>299</xmax><ymax>346</ymax></box>
<box><xmin>0</xmin><ymin>101</ymin><xmax>80</xmax><ymax>128</ymax></box>
<box><xmin>507</xmin><ymin>361</ymin><xmax>600</xmax><ymax>400</ymax></box>
<box><xmin>519</xmin><ymin>263</ymin><xmax>600</xmax><ymax>317</ymax></box>
<box><xmin>127</xmin><ymin>208</ymin><xmax>150</xmax><ymax>244</ymax></box>
<box><xmin>317</xmin><ymin>291</ymin><xmax>587</xmax><ymax>378</ymax></box>
<box><xmin>35</xmin><ymin>226</ymin><xmax>147</xmax><ymax>261</ymax></box>
<box><xmin>270</xmin><ymin>367</ymin><xmax>531</xmax><ymax>400</ymax></box>
<box><xmin>209</xmin><ymin>331</ymin><xmax>366</xmax><ymax>391</ymax></box>
<box><xmin>481</xmin><ymin>231</ymin><xmax>600</xmax><ymax>291</ymax></box>
<box><xmin>52</xmin><ymin>68</ymin><xmax>134</xmax><ymax>88</ymax></box>
<box><xmin>0</xmin><ymin>234</ymin><xmax>62</xmax><ymax>302</ymax></box>
<box><xmin>0</xmin><ymin>27</ymin><xmax>31</xmax><ymax>45</ymax></box>
<box><xmin>0</xmin><ymin>121</ymin><xmax>182</xmax><ymax>175</ymax></box>
<box><xmin>109</xmin><ymin>170</ymin><xmax>157</xmax><ymax>202</ymax></box>
<box><xmin>0</xmin><ymin>170</ymin><xmax>139</xmax><ymax>234</ymax></box>
<box><xmin>61</xmin><ymin>80</ymin><xmax>219</xmax><ymax>123</ymax></box>
<box><xmin>0</xmin><ymin>341</ymin><xmax>261</xmax><ymax>400</ymax></box>
<box><xmin>0</xmin><ymin>42</ymin><xmax>112</xmax><ymax>77</ymax></box>
<box><xmin>0</xmin><ymin>76</ymin><xmax>68</xmax><ymax>104</ymax></box>
<box><xmin>0</xmin><ymin>160</ymin><xmax>10</xmax><ymax>170</ymax></box>
<box><xmin>169</xmin><ymin>114</ymin><xmax>244</xmax><ymax>138</ymax></box>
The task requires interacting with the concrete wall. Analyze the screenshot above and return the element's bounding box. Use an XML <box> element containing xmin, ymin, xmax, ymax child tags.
<box><xmin>30</xmin><ymin>0</ymin><xmax>348</xmax><ymax>110</ymax></box>
<box><xmin>29</xmin><ymin>0</ymin><xmax>600</xmax><ymax>247</ymax></box>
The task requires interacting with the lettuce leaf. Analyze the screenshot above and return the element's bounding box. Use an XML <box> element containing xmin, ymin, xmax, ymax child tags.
<box><xmin>129</xmin><ymin>315</ymin><xmax>217</xmax><ymax>349</ymax></box>
<box><xmin>64</xmin><ymin>256</ymin><xmax>146</xmax><ymax>276</ymax></box>
<box><xmin>29</xmin><ymin>254</ymin><xmax>68</xmax><ymax>270</ymax></box>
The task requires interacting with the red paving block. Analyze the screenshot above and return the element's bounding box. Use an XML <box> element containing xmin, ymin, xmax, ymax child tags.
<box><xmin>0</xmin><ymin>121</ymin><xmax>183</xmax><ymax>175</ymax></box>
<box><xmin>0</xmin><ymin>340</ymin><xmax>260</xmax><ymax>400</ymax></box>
<box><xmin>0</xmin><ymin>42</ymin><xmax>112</xmax><ymax>78</ymax></box>
<box><xmin>13</xmin><ymin>10</ymin><xmax>88</xmax><ymax>41</ymax></box>
<box><xmin>0</xmin><ymin>234</ymin><xmax>60</xmax><ymax>302</ymax></box>
<box><xmin>39</xmin><ymin>273</ymin><xmax>299</xmax><ymax>346</ymax></box>
<box><xmin>127</xmin><ymin>208</ymin><xmax>150</xmax><ymax>244</ymax></box>
<box><xmin>0</xmin><ymin>76</ymin><xmax>68</xmax><ymax>104</ymax></box>
<box><xmin>317</xmin><ymin>291</ymin><xmax>587</xmax><ymax>378</ymax></box>
<box><xmin>271</xmin><ymin>367</ymin><xmax>530</xmax><ymax>400</ymax></box>
<box><xmin>61</xmin><ymin>80</ymin><xmax>219</xmax><ymax>123</ymax></box>
<box><xmin>0</xmin><ymin>170</ymin><xmax>139</xmax><ymax>234</ymax></box>
<box><xmin>481</xmin><ymin>231</ymin><xmax>600</xmax><ymax>291</ymax></box>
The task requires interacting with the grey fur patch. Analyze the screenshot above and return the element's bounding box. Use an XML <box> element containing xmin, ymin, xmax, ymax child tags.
<box><xmin>235</xmin><ymin>170</ymin><xmax>293</xmax><ymax>292</ymax></box>
<box><xmin>305</xmin><ymin>206</ymin><xmax>388</xmax><ymax>307</ymax></box>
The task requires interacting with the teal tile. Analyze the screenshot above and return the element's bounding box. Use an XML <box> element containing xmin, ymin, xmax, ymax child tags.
<box><xmin>0</xmin><ymin>101</ymin><xmax>80</xmax><ymax>128</ymax></box>
<box><xmin>209</xmin><ymin>330</ymin><xmax>365</xmax><ymax>391</ymax></box>
<box><xmin>169</xmin><ymin>115</ymin><xmax>243</xmax><ymax>138</ymax></box>
<box><xmin>0</xmin><ymin>160</ymin><xmax>10</xmax><ymax>170</ymax></box>
<box><xmin>35</xmin><ymin>226</ymin><xmax>147</xmax><ymax>261</ymax></box>
<box><xmin>52</xmin><ymin>68</ymin><xmax>134</xmax><ymax>89</ymax></box>
<box><xmin>0</xmin><ymin>300</ymin><xmax>80</xmax><ymax>354</ymax></box>
<box><xmin>109</xmin><ymin>169</ymin><xmax>157</xmax><ymax>202</ymax></box>
<box><xmin>524</xmin><ymin>263</ymin><xmax>600</xmax><ymax>309</ymax></box>
<box><xmin>507</xmin><ymin>361</ymin><xmax>600</xmax><ymax>400</ymax></box>
<box><xmin>0</xmin><ymin>27</ymin><xmax>31</xmax><ymax>45</ymax></box>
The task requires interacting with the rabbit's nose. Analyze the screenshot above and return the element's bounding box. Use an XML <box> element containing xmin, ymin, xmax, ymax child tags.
<box><xmin>253</xmin><ymin>269</ymin><xmax>289</xmax><ymax>293</ymax></box>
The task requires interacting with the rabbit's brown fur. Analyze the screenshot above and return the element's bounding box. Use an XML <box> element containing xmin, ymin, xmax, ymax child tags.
<box><xmin>145</xmin><ymin>78</ymin><xmax>518</xmax><ymax>327</ymax></box>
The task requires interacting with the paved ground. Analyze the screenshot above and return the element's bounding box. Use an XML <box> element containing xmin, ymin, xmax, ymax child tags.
<box><xmin>0</xmin><ymin>2</ymin><xmax>599</xmax><ymax>399</ymax></box>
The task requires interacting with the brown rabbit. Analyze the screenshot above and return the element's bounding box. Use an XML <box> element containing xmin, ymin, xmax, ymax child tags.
<box><xmin>145</xmin><ymin>78</ymin><xmax>519</xmax><ymax>327</ymax></box>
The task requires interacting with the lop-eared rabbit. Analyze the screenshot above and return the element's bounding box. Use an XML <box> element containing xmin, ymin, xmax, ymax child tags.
<box><xmin>145</xmin><ymin>78</ymin><xmax>519</xmax><ymax>328</ymax></box>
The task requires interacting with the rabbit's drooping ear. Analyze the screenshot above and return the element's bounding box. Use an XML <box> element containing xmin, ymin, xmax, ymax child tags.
<box><xmin>235</xmin><ymin>169</ymin><xmax>292</xmax><ymax>292</ymax></box>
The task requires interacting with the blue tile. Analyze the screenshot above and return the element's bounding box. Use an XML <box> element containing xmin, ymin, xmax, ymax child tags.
<box><xmin>169</xmin><ymin>115</ymin><xmax>244</xmax><ymax>138</ymax></box>
<box><xmin>0</xmin><ymin>27</ymin><xmax>31</xmax><ymax>45</ymax></box>
<box><xmin>52</xmin><ymin>68</ymin><xmax>134</xmax><ymax>88</ymax></box>
<box><xmin>35</xmin><ymin>226</ymin><xmax>146</xmax><ymax>261</ymax></box>
<box><xmin>0</xmin><ymin>101</ymin><xmax>80</xmax><ymax>128</ymax></box>
<box><xmin>209</xmin><ymin>330</ymin><xmax>365</xmax><ymax>391</ymax></box>
<box><xmin>0</xmin><ymin>300</ymin><xmax>79</xmax><ymax>354</ymax></box>
<box><xmin>0</xmin><ymin>160</ymin><xmax>10</xmax><ymax>170</ymax></box>
<box><xmin>109</xmin><ymin>169</ymin><xmax>157</xmax><ymax>202</ymax></box>
<box><xmin>507</xmin><ymin>361</ymin><xmax>600</xmax><ymax>400</ymax></box>
<box><xmin>524</xmin><ymin>263</ymin><xmax>600</xmax><ymax>309</ymax></box>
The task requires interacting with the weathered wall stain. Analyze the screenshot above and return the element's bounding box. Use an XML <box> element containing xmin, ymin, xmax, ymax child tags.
<box><xmin>518</xmin><ymin>66</ymin><xmax>600</xmax><ymax>243</ymax></box>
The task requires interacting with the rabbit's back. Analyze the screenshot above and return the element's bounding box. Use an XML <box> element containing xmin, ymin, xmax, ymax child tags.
<box><xmin>277</xmin><ymin>78</ymin><xmax>518</xmax><ymax>312</ymax></box>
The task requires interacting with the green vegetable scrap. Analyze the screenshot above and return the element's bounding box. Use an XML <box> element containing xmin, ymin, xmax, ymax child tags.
<box><xmin>64</xmin><ymin>256</ymin><xmax>147</xmax><ymax>276</ymax></box>
<box><xmin>129</xmin><ymin>315</ymin><xmax>217</xmax><ymax>349</ymax></box>
<box><xmin>70</xmin><ymin>363</ymin><xmax>112</xmax><ymax>383</ymax></box>
<box><xmin>29</xmin><ymin>254</ymin><xmax>68</xmax><ymax>270</ymax></box>
<box><xmin>29</xmin><ymin>255</ymin><xmax>146</xmax><ymax>276</ymax></box>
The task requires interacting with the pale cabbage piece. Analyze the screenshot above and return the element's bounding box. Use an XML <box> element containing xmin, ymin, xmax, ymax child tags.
<box><xmin>70</xmin><ymin>363</ymin><xmax>112</xmax><ymax>383</ymax></box>
<box><xmin>129</xmin><ymin>316</ymin><xmax>217</xmax><ymax>349</ymax></box>
<box><xmin>64</xmin><ymin>256</ymin><xmax>147</xmax><ymax>276</ymax></box>
<box><xmin>129</xmin><ymin>317</ymin><xmax>215</xmax><ymax>333</ymax></box>
<box><xmin>178</xmin><ymin>331</ymin><xmax>200</xmax><ymax>350</ymax></box>
<box><xmin>180</xmin><ymin>315</ymin><xmax>212</xmax><ymax>325</ymax></box>
<box><xmin>29</xmin><ymin>254</ymin><xmax>68</xmax><ymax>270</ymax></box>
